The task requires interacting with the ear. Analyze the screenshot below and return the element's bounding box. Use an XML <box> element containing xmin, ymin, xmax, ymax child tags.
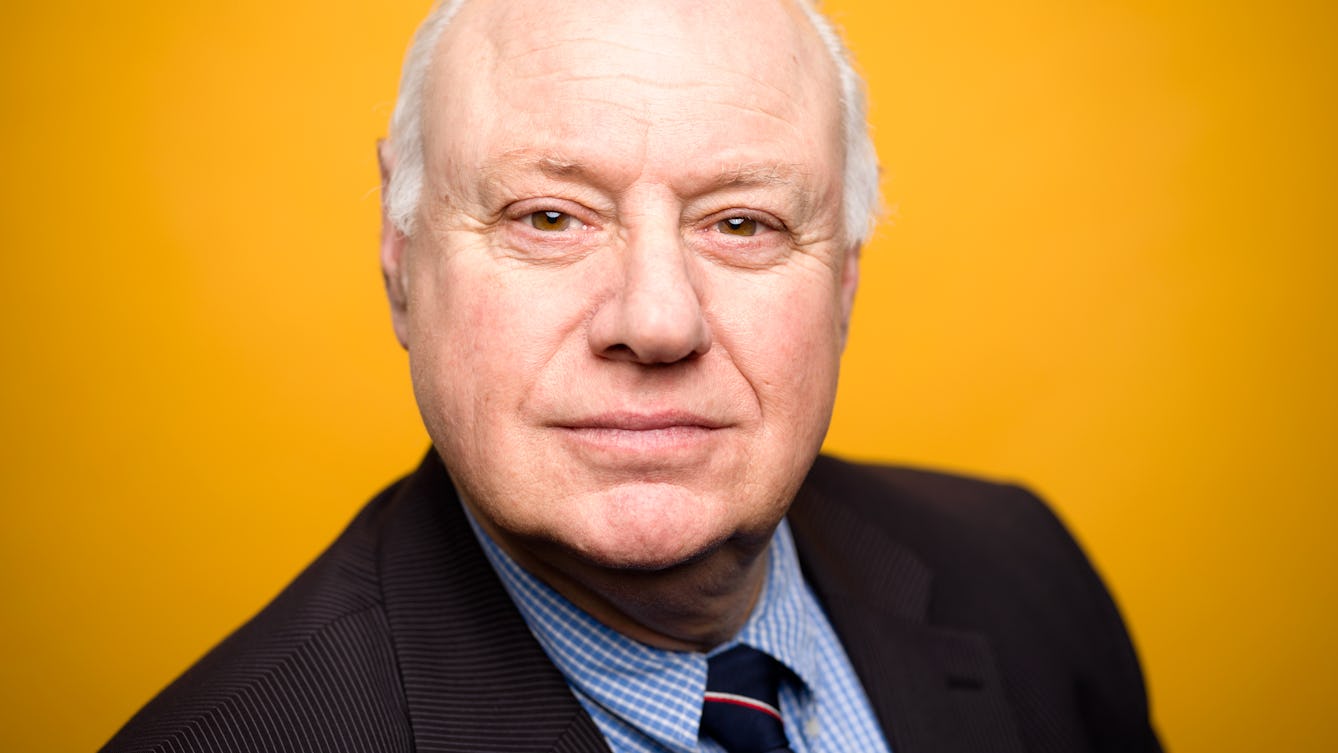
<box><xmin>378</xmin><ymin>140</ymin><xmax>411</xmax><ymax>350</ymax></box>
<box><xmin>838</xmin><ymin>242</ymin><xmax>861</xmax><ymax>348</ymax></box>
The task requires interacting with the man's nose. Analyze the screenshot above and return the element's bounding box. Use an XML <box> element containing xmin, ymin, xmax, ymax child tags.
<box><xmin>587</xmin><ymin>227</ymin><xmax>712</xmax><ymax>365</ymax></box>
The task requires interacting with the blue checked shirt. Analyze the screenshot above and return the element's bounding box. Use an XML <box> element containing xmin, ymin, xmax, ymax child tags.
<box><xmin>466</xmin><ymin>512</ymin><xmax>893</xmax><ymax>753</ymax></box>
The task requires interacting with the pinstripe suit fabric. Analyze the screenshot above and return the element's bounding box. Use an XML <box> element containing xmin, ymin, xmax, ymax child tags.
<box><xmin>101</xmin><ymin>452</ymin><xmax>1161</xmax><ymax>753</ymax></box>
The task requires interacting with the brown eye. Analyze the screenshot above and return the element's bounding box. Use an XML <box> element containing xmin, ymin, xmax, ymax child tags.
<box><xmin>529</xmin><ymin>210</ymin><xmax>575</xmax><ymax>231</ymax></box>
<box><xmin>717</xmin><ymin>217</ymin><xmax>758</xmax><ymax>236</ymax></box>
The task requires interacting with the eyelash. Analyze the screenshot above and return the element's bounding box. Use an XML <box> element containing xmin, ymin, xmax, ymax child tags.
<box><xmin>526</xmin><ymin>210</ymin><xmax>583</xmax><ymax>232</ymax></box>
<box><xmin>506</xmin><ymin>203</ymin><xmax>786</xmax><ymax>244</ymax></box>
<box><xmin>706</xmin><ymin>210</ymin><xmax>784</xmax><ymax>237</ymax></box>
<box><xmin>508</xmin><ymin>200</ymin><xmax>597</xmax><ymax>234</ymax></box>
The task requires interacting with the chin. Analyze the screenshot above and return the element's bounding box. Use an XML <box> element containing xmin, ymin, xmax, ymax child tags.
<box><xmin>555</xmin><ymin>482</ymin><xmax>740</xmax><ymax>572</ymax></box>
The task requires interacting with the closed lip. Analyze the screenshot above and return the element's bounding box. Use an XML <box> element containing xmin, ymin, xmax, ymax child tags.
<box><xmin>553</xmin><ymin>411</ymin><xmax>726</xmax><ymax>458</ymax></box>
<box><xmin>553</xmin><ymin>411</ymin><xmax>729</xmax><ymax>431</ymax></box>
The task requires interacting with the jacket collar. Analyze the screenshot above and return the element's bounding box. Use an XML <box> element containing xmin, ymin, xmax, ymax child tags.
<box><xmin>787</xmin><ymin>456</ymin><xmax>1026</xmax><ymax>753</ymax></box>
<box><xmin>376</xmin><ymin>451</ymin><xmax>611</xmax><ymax>753</ymax></box>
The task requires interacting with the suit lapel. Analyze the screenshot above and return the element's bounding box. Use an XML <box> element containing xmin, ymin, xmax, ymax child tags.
<box><xmin>788</xmin><ymin>466</ymin><xmax>1027</xmax><ymax>753</ymax></box>
<box><xmin>376</xmin><ymin>452</ymin><xmax>610</xmax><ymax>753</ymax></box>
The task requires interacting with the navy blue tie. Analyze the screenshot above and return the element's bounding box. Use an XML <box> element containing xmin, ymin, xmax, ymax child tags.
<box><xmin>700</xmin><ymin>645</ymin><xmax>795</xmax><ymax>753</ymax></box>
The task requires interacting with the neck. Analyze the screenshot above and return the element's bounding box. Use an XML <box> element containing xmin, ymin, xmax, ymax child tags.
<box><xmin>487</xmin><ymin>525</ymin><xmax>774</xmax><ymax>653</ymax></box>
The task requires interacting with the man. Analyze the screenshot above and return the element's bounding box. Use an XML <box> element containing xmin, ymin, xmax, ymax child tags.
<box><xmin>104</xmin><ymin>0</ymin><xmax>1161</xmax><ymax>751</ymax></box>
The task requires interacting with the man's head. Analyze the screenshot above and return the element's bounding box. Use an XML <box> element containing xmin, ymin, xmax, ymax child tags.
<box><xmin>378</xmin><ymin>0</ymin><xmax>878</xmax><ymax>638</ymax></box>
<box><xmin>384</xmin><ymin>0</ymin><xmax>880</xmax><ymax>249</ymax></box>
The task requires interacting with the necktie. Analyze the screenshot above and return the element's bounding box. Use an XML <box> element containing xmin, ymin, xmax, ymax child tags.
<box><xmin>700</xmin><ymin>645</ymin><xmax>795</xmax><ymax>753</ymax></box>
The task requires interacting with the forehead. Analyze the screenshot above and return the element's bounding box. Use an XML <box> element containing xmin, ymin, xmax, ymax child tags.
<box><xmin>424</xmin><ymin>0</ymin><xmax>843</xmax><ymax>188</ymax></box>
<box><xmin>457</xmin><ymin>0</ymin><xmax>827</xmax><ymax>81</ymax></box>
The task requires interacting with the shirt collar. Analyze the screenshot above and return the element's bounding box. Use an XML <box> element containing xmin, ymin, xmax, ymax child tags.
<box><xmin>729</xmin><ymin>521</ymin><xmax>819</xmax><ymax>691</ymax></box>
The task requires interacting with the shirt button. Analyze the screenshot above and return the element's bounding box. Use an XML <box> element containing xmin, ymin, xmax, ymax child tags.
<box><xmin>805</xmin><ymin>717</ymin><xmax>821</xmax><ymax>738</ymax></box>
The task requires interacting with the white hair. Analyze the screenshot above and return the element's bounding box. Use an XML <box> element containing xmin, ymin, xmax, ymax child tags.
<box><xmin>384</xmin><ymin>0</ymin><xmax>881</xmax><ymax>246</ymax></box>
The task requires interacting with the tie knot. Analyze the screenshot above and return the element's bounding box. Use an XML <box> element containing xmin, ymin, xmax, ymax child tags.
<box><xmin>700</xmin><ymin>645</ymin><xmax>794</xmax><ymax>753</ymax></box>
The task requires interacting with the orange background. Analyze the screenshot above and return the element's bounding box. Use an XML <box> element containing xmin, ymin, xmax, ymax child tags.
<box><xmin>2</xmin><ymin>1</ymin><xmax>1334</xmax><ymax>750</ymax></box>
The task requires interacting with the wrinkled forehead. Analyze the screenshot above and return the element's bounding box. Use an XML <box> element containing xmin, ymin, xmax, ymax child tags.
<box><xmin>426</xmin><ymin>0</ymin><xmax>842</xmax><ymax>141</ymax></box>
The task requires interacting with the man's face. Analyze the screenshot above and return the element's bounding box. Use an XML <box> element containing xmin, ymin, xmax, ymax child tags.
<box><xmin>384</xmin><ymin>0</ymin><xmax>858</xmax><ymax>572</ymax></box>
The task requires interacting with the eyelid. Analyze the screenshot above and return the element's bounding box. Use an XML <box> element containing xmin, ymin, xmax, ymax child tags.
<box><xmin>703</xmin><ymin>208</ymin><xmax>785</xmax><ymax>234</ymax></box>
<box><xmin>532</xmin><ymin>212</ymin><xmax>581</xmax><ymax>233</ymax></box>
<box><xmin>508</xmin><ymin>198</ymin><xmax>602</xmax><ymax>229</ymax></box>
<box><xmin>685</xmin><ymin>207</ymin><xmax>794</xmax><ymax>270</ymax></box>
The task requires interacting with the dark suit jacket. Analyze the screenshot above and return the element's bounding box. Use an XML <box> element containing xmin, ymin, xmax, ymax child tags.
<box><xmin>102</xmin><ymin>452</ymin><xmax>1161</xmax><ymax>753</ymax></box>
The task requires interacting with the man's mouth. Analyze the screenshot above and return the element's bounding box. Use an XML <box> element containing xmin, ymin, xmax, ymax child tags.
<box><xmin>554</xmin><ymin>411</ymin><xmax>728</xmax><ymax>455</ymax></box>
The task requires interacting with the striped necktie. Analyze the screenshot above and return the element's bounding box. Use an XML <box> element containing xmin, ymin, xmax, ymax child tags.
<box><xmin>700</xmin><ymin>645</ymin><xmax>795</xmax><ymax>753</ymax></box>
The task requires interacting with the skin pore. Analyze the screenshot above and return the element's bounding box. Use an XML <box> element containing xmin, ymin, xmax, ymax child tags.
<box><xmin>380</xmin><ymin>0</ymin><xmax>859</xmax><ymax>651</ymax></box>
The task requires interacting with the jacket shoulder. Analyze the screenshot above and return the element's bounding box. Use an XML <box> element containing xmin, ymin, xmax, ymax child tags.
<box><xmin>804</xmin><ymin>454</ymin><xmax>1050</xmax><ymax>531</ymax></box>
<box><xmin>796</xmin><ymin>454</ymin><xmax>1162</xmax><ymax>752</ymax></box>
<box><xmin>100</xmin><ymin>484</ymin><xmax>414</xmax><ymax>753</ymax></box>
<box><xmin>801</xmin><ymin>454</ymin><xmax>1098</xmax><ymax>593</ymax></box>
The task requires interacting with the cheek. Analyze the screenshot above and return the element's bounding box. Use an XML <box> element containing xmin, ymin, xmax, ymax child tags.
<box><xmin>408</xmin><ymin>256</ymin><xmax>595</xmax><ymax>426</ymax></box>
<box><xmin>720</xmin><ymin>271</ymin><xmax>846</xmax><ymax>460</ymax></box>
<box><xmin>465</xmin><ymin>270</ymin><xmax>593</xmax><ymax>384</ymax></box>
<box><xmin>728</xmin><ymin>274</ymin><xmax>844</xmax><ymax>387</ymax></box>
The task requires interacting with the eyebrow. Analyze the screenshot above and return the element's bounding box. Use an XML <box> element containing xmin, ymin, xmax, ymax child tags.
<box><xmin>482</xmin><ymin>150</ymin><xmax>814</xmax><ymax>203</ymax></box>
<box><xmin>709</xmin><ymin>163</ymin><xmax>810</xmax><ymax>191</ymax></box>
<box><xmin>487</xmin><ymin>149</ymin><xmax>808</xmax><ymax>191</ymax></box>
<box><xmin>704</xmin><ymin>163</ymin><xmax>817</xmax><ymax>219</ymax></box>
<box><xmin>478</xmin><ymin>152</ymin><xmax>595</xmax><ymax>184</ymax></box>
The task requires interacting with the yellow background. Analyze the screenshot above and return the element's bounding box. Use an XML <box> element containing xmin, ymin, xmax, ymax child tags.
<box><xmin>2</xmin><ymin>0</ymin><xmax>1333</xmax><ymax>750</ymax></box>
